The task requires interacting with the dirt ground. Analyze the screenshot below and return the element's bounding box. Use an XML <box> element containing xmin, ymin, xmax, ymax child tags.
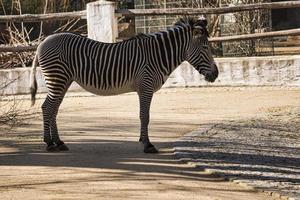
<box><xmin>1</xmin><ymin>87</ymin><xmax>300</xmax><ymax>200</ymax></box>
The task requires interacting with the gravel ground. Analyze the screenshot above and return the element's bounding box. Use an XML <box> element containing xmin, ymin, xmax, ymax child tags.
<box><xmin>175</xmin><ymin>106</ymin><xmax>300</xmax><ymax>200</ymax></box>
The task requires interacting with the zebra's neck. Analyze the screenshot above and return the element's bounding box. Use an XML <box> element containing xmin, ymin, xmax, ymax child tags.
<box><xmin>149</xmin><ymin>25</ymin><xmax>192</xmax><ymax>76</ymax></box>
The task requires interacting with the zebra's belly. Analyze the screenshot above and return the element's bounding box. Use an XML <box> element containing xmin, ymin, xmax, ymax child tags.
<box><xmin>76</xmin><ymin>82</ymin><xmax>136</xmax><ymax>96</ymax></box>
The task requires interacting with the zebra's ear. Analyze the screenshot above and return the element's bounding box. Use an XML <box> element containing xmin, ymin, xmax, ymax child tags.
<box><xmin>192</xmin><ymin>16</ymin><xmax>209</xmax><ymax>37</ymax></box>
<box><xmin>194</xmin><ymin>16</ymin><xmax>207</xmax><ymax>27</ymax></box>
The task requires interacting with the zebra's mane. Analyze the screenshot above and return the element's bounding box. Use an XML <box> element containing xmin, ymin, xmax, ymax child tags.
<box><xmin>125</xmin><ymin>19</ymin><xmax>190</xmax><ymax>42</ymax></box>
<box><xmin>126</xmin><ymin>17</ymin><xmax>208</xmax><ymax>42</ymax></box>
<box><xmin>174</xmin><ymin>17</ymin><xmax>195</xmax><ymax>27</ymax></box>
<box><xmin>175</xmin><ymin>17</ymin><xmax>209</xmax><ymax>37</ymax></box>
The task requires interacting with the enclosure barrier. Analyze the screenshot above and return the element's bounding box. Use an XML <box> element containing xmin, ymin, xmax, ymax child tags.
<box><xmin>0</xmin><ymin>1</ymin><xmax>299</xmax><ymax>21</ymax></box>
<box><xmin>1</xmin><ymin>0</ymin><xmax>300</xmax><ymax>93</ymax></box>
<box><xmin>0</xmin><ymin>1</ymin><xmax>300</xmax><ymax>52</ymax></box>
<box><xmin>0</xmin><ymin>10</ymin><xmax>86</xmax><ymax>22</ymax></box>
<box><xmin>1</xmin><ymin>55</ymin><xmax>300</xmax><ymax>95</ymax></box>
<box><xmin>1</xmin><ymin>28</ymin><xmax>300</xmax><ymax>53</ymax></box>
<box><xmin>116</xmin><ymin>1</ymin><xmax>300</xmax><ymax>16</ymax></box>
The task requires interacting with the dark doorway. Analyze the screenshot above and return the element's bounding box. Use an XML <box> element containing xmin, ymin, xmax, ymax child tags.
<box><xmin>271</xmin><ymin>0</ymin><xmax>300</xmax><ymax>31</ymax></box>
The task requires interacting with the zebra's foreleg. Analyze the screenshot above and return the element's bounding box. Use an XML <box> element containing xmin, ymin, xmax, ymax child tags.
<box><xmin>138</xmin><ymin>90</ymin><xmax>158</xmax><ymax>153</ymax></box>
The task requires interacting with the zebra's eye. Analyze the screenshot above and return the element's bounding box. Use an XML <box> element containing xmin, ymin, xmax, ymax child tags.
<box><xmin>202</xmin><ymin>45</ymin><xmax>209</xmax><ymax>49</ymax></box>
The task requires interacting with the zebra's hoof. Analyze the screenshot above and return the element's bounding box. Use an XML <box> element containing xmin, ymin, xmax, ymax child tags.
<box><xmin>144</xmin><ymin>146</ymin><xmax>158</xmax><ymax>153</ymax></box>
<box><xmin>144</xmin><ymin>143</ymin><xmax>158</xmax><ymax>153</ymax></box>
<box><xmin>46</xmin><ymin>144</ymin><xmax>57</xmax><ymax>152</ymax></box>
<box><xmin>56</xmin><ymin>142</ymin><xmax>69</xmax><ymax>151</ymax></box>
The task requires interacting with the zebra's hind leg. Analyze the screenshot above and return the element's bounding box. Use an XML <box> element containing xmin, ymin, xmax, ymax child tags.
<box><xmin>49</xmin><ymin>96</ymin><xmax>69</xmax><ymax>151</ymax></box>
<box><xmin>138</xmin><ymin>90</ymin><xmax>158</xmax><ymax>153</ymax></box>
<box><xmin>42</xmin><ymin>94</ymin><xmax>69</xmax><ymax>151</ymax></box>
<box><xmin>42</xmin><ymin>81</ymin><xmax>70</xmax><ymax>152</ymax></box>
<box><xmin>41</xmin><ymin>95</ymin><xmax>57</xmax><ymax>151</ymax></box>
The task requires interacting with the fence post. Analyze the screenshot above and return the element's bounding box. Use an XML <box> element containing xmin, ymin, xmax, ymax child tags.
<box><xmin>87</xmin><ymin>0</ymin><xmax>118</xmax><ymax>43</ymax></box>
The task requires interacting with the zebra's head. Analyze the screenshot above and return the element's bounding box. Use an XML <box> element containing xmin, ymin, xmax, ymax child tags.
<box><xmin>183</xmin><ymin>17</ymin><xmax>219</xmax><ymax>82</ymax></box>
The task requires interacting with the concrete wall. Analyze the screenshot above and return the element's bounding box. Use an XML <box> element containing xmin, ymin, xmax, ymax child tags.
<box><xmin>1</xmin><ymin>55</ymin><xmax>300</xmax><ymax>95</ymax></box>
<box><xmin>164</xmin><ymin>55</ymin><xmax>300</xmax><ymax>88</ymax></box>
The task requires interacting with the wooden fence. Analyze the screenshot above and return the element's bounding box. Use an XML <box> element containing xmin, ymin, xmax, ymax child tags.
<box><xmin>117</xmin><ymin>1</ymin><xmax>300</xmax><ymax>16</ymax></box>
<box><xmin>0</xmin><ymin>1</ymin><xmax>299</xmax><ymax>22</ymax></box>
<box><xmin>0</xmin><ymin>0</ymin><xmax>300</xmax><ymax>52</ymax></box>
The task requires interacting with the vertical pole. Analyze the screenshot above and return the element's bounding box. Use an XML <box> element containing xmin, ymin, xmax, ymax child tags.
<box><xmin>87</xmin><ymin>0</ymin><xmax>117</xmax><ymax>43</ymax></box>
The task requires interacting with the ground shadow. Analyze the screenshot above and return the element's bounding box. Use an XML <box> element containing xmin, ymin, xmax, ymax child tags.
<box><xmin>175</xmin><ymin>118</ymin><xmax>300</xmax><ymax>198</ymax></box>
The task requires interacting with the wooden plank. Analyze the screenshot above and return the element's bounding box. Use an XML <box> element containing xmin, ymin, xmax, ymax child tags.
<box><xmin>0</xmin><ymin>45</ymin><xmax>37</xmax><ymax>52</ymax></box>
<box><xmin>0</xmin><ymin>1</ymin><xmax>299</xmax><ymax>22</ymax></box>
<box><xmin>0</xmin><ymin>10</ymin><xmax>86</xmax><ymax>22</ymax></box>
<box><xmin>275</xmin><ymin>47</ymin><xmax>300</xmax><ymax>52</ymax></box>
<box><xmin>116</xmin><ymin>1</ymin><xmax>300</xmax><ymax>16</ymax></box>
<box><xmin>274</xmin><ymin>41</ymin><xmax>300</xmax><ymax>47</ymax></box>
<box><xmin>209</xmin><ymin>28</ymin><xmax>300</xmax><ymax>42</ymax></box>
<box><xmin>257</xmin><ymin>46</ymin><xmax>300</xmax><ymax>55</ymax></box>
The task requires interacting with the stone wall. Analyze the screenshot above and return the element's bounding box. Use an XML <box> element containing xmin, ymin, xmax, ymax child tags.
<box><xmin>1</xmin><ymin>55</ymin><xmax>300</xmax><ymax>95</ymax></box>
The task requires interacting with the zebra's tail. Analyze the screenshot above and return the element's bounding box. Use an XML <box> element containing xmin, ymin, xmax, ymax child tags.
<box><xmin>30</xmin><ymin>53</ymin><xmax>38</xmax><ymax>106</ymax></box>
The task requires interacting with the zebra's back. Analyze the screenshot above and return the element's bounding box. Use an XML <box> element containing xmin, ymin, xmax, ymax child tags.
<box><xmin>37</xmin><ymin>33</ymin><xmax>145</xmax><ymax>96</ymax></box>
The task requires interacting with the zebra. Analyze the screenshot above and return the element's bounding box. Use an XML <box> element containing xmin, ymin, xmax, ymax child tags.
<box><xmin>30</xmin><ymin>17</ymin><xmax>219</xmax><ymax>153</ymax></box>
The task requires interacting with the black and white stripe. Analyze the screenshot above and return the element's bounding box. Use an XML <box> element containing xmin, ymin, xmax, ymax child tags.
<box><xmin>30</xmin><ymin>17</ymin><xmax>218</xmax><ymax>153</ymax></box>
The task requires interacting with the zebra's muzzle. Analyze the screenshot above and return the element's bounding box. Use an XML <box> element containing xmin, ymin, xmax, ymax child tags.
<box><xmin>204</xmin><ymin>73</ymin><xmax>217</xmax><ymax>82</ymax></box>
<box><xmin>203</xmin><ymin>64</ymin><xmax>218</xmax><ymax>82</ymax></box>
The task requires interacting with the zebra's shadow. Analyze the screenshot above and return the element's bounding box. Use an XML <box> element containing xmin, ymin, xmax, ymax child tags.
<box><xmin>0</xmin><ymin>136</ymin><xmax>231</xmax><ymax>192</ymax></box>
